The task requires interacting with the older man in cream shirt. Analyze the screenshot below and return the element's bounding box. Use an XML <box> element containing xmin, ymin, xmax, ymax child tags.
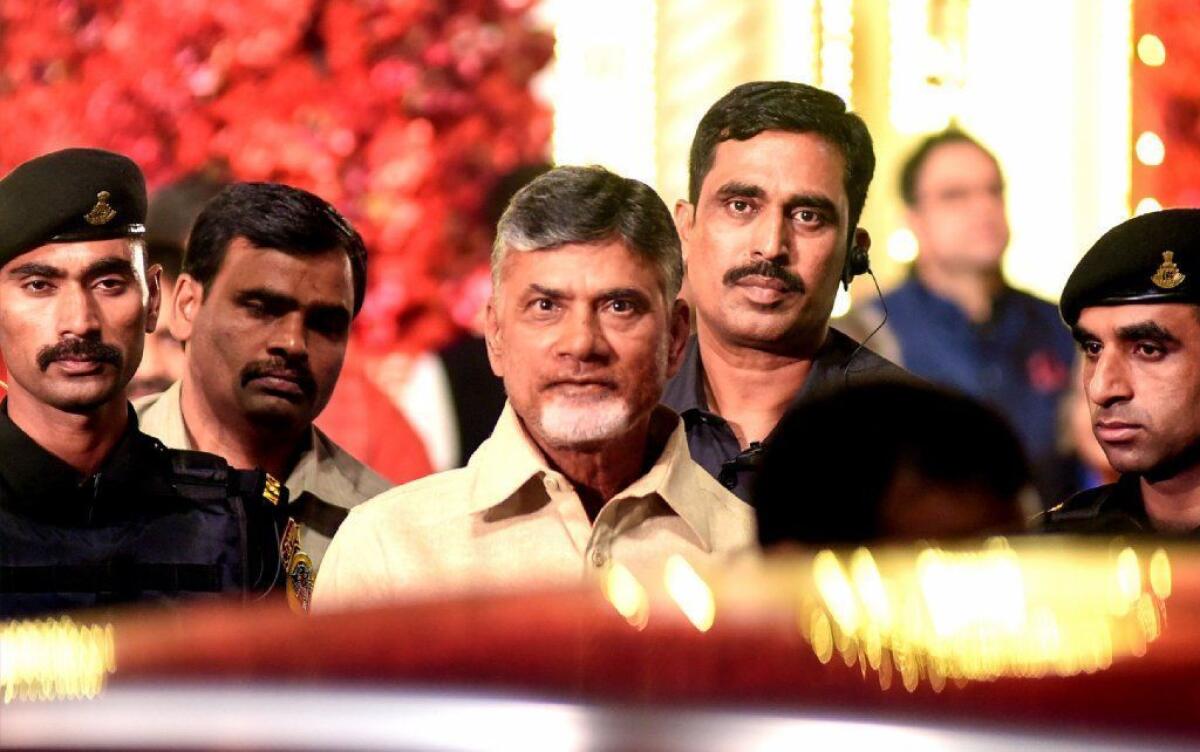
<box><xmin>315</xmin><ymin>166</ymin><xmax>755</xmax><ymax>608</ymax></box>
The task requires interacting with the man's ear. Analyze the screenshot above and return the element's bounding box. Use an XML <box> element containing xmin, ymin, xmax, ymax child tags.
<box><xmin>483</xmin><ymin>297</ymin><xmax>503</xmax><ymax>378</ymax></box>
<box><xmin>170</xmin><ymin>274</ymin><xmax>203</xmax><ymax>344</ymax></box>
<box><xmin>673</xmin><ymin>200</ymin><xmax>695</xmax><ymax>265</ymax></box>
<box><xmin>664</xmin><ymin>298</ymin><xmax>692</xmax><ymax>380</ymax></box>
<box><xmin>144</xmin><ymin>264</ymin><xmax>162</xmax><ymax>334</ymax></box>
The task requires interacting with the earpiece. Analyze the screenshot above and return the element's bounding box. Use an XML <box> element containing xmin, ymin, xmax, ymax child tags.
<box><xmin>841</xmin><ymin>244</ymin><xmax>870</xmax><ymax>290</ymax></box>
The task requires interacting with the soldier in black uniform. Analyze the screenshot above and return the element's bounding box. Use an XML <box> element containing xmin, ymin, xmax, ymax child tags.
<box><xmin>0</xmin><ymin>148</ymin><xmax>309</xmax><ymax>617</ymax></box>
<box><xmin>1045</xmin><ymin>209</ymin><xmax>1200</xmax><ymax>534</ymax></box>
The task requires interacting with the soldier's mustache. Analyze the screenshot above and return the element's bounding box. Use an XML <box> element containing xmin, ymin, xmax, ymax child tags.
<box><xmin>723</xmin><ymin>261</ymin><xmax>805</xmax><ymax>293</ymax></box>
<box><xmin>37</xmin><ymin>339</ymin><xmax>122</xmax><ymax>371</ymax></box>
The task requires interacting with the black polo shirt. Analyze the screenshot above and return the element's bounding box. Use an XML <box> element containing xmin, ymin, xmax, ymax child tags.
<box><xmin>662</xmin><ymin>328</ymin><xmax>912</xmax><ymax>503</ymax></box>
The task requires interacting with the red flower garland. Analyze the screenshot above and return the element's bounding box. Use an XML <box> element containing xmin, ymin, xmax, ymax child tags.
<box><xmin>0</xmin><ymin>0</ymin><xmax>553</xmax><ymax>352</ymax></box>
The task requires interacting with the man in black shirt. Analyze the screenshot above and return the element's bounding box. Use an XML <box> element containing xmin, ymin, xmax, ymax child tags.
<box><xmin>663</xmin><ymin>81</ymin><xmax>910</xmax><ymax>502</ymax></box>
<box><xmin>0</xmin><ymin>148</ymin><xmax>300</xmax><ymax>617</ymax></box>
<box><xmin>1046</xmin><ymin>209</ymin><xmax>1200</xmax><ymax>534</ymax></box>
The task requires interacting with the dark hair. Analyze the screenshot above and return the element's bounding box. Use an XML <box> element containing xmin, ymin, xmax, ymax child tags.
<box><xmin>754</xmin><ymin>381</ymin><xmax>1032</xmax><ymax>546</ymax></box>
<box><xmin>493</xmin><ymin>165</ymin><xmax>682</xmax><ymax>300</ymax></box>
<box><xmin>899</xmin><ymin>128</ymin><xmax>1000</xmax><ymax>207</ymax></box>
<box><xmin>688</xmin><ymin>81</ymin><xmax>876</xmax><ymax>229</ymax></box>
<box><xmin>146</xmin><ymin>172</ymin><xmax>225</xmax><ymax>250</ymax></box>
<box><xmin>184</xmin><ymin>182</ymin><xmax>368</xmax><ymax>314</ymax></box>
<box><xmin>146</xmin><ymin>240</ymin><xmax>183</xmax><ymax>281</ymax></box>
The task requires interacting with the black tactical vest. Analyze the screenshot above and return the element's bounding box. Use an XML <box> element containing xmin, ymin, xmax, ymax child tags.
<box><xmin>0</xmin><ymin>410</ymin><xmax>292</xmax><ymax>619</ymax></box>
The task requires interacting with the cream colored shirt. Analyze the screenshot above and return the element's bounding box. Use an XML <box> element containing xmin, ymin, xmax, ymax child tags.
<box><xmin>313</xmin><ymin>403</ymin><xmax>756</xmax><ymax>611</ymax></box>
<box><xmin>135</xmin><ymin>381</ymin><xmax>393</xmax><ymax>567</ymax></box>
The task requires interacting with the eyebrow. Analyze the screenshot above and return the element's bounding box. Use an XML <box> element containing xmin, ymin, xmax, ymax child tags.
<box><xmin>713</xmin><ymin>182</ymin><xmax>766</xmax><ymax>202</ymax></box>
<box><xmin>783</xmin><ymin>193</ymin><xmax>840</xmax><ymax>223</ymax></box>
<box><xmin>525</xmin><ymin>284</ymin><xmax>654</xmax><ymax>305</ymax></box>
<box><xmin>236</xmin><ymin>287</ymin><xmax>352</xmax><ymax>317</ymax></box>
<box><xmin>1116</xmin><ymin>321</ymin><xmax>1181</xmax><ymax>345</ymax></box>
<box><xmin>83</xmin><ymin>257</ymin><xmax>137</xmax><ymax>279</ymax></box>
<box><xmin>7</xmin><ymin>262</ymin><xmax>65</xmax><ymax>279</ymax></box>
<box><xmin>1072</xmin><ymin>321</ymin><xmax>1182</xmax><ymax>346</ymax></box>
<box><xmin>236</xmin><ymin>287</ymin><xmax>300</xmax><ymax>310</ymax></box>
<box><xmin>527</xmin><ymin>283</ymin><xmax>567</xmax><ymax>300</ymax></box>
<box><xmin>597</xmin><ymin>287</ymin><xmax>652</xmax><ymax>305</ymax></box>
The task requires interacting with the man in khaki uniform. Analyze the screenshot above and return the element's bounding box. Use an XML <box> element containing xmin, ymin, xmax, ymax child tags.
<box><xmin>315</xmin><ymin>166</ymin><xmax>755</xmax><ymax>609</ymax></box>
<box><xmin>137</xmin><ymin>182</ymin><xmax>390</xmax><ymax>567</ymax></box>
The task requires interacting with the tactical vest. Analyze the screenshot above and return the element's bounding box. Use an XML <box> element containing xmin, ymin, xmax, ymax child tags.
<box><xmin>0</xmin><ymin>443</ymin><xmax>298</xmax><ymax>619</ymax></box>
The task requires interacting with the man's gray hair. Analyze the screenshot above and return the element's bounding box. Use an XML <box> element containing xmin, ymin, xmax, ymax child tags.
<box><xmin>492</xmin><ymin>165</ymin><xmax>683</xmax><ymax>301</ymax></box>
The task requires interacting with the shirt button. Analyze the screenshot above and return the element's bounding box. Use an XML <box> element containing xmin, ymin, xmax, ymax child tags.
<box><xmin>543</xmin><ymin>476</ymin><xmax>559</xmax><ymax>492</ymax></box>
<box><xmin>591</xmin><ymin>550</ymin><xmax>609</xmax><ymax>568</ymax></box>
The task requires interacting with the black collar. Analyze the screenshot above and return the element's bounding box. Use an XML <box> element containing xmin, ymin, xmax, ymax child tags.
<box><xmin>662</xmin><ymin>329</ymin><xmax>872</xmax><ymax>420</ymax></box>
<box><xmin>1097</xmin><ymin>474</ymin><xmax>1151</xmax><ymax>525</ymax></box>
<box><xmin>0</xmin><ymin>400</ymin><xmax>150</xmax><ymax>524</ymax></box>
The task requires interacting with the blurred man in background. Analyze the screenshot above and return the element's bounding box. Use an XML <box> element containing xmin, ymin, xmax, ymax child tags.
<box><xmin>128</xmin><ymin>174</ymin><xmax>223</xmax><ymax>400</ymax></box>
<box><xmin>879</xmin><ymin>130</ymin><xmax>1077</xmax><ymax>505</ymax></box>
<box><xmin>663</xmin><ymin>81</ymin><xmax>910</xmax><ymax>504</ymax></box>
<box><xmin>136</xmin><ymin>182</ymin><xmax>390</xmax><ymax>567</ymax></box>
<box><xmin>315</xmin><ymin>166</ymin><xmax>754</xmax><ymax>609</ymax></box>
<box><xmin>127</xmin><ymin>240</ymin><xmax>185</xmax><ymax>399</ymax></box>
<box><xmin>1047</xmin><ymin>210</ymin><xmax>1200</xmax><ymax>533</ymax></box>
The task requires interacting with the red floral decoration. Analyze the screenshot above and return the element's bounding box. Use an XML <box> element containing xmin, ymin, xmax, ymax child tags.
<box><xmin>0</xmin><ymin>0</ymin><xmax>553</xmax><ymax>352</ymax></box>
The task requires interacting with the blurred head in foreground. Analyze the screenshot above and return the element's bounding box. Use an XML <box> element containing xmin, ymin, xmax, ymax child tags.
<box><xmin>754</xmin><ymin>381</ymin><xmax>1034</xmax><ymax>546</ymax></box>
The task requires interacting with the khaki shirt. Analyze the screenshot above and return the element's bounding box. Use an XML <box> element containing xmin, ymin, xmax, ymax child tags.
<box><xmin>313</xmin><ymin>403</ymin><xmax>756</xmax><ymax>611</ymax></box>
<box><xmin>135</xmin><ymin>381</ymin><xmax>392</xmax><ymax>567</ymax></box>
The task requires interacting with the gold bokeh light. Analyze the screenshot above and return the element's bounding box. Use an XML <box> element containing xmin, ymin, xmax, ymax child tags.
<box><xmin>1137</xmin><ymin>33</ymin><xmax>1166</xmax><ymax>66</ymax></box>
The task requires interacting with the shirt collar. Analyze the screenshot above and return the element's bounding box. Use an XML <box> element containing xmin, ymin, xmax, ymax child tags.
<box><xmin>662</xmin><ymin>329</ymin><xmax>869</xmax><ymax>417</ymax></box>
<box><xmin>1098</xmin><ymin>474</ymin><xmax>1152</xmax><ymax>525</ymax></box>
<box><xmin>0</xmin><ymin>399</ymin><xmax>145</xmax><ymax>522</ymax></box>
<box><xmin>611</xmin><ymin>408</ymin><xmax>719</xmax><ymax>550</ymax></box>
<box><xmin>465</xmin><ymin>402</ymin><xmax>559</xmax><ymax>514</ymax></box>
<box><xmin>661</xmin><ymin>336</ymin><xmax>707</xmax><ymax>415</ymax></box>
<box><xmin>465</xmin><ymin>401</ymin><xmax>720</xmax><ymax>549</ymax></box>
<box><xmin>147</xmin><ymin>379</ymin><xmax>321</xmax><ymax>495</ymax></box>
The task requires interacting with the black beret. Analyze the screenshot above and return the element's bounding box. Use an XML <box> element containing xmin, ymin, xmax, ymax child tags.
<box><xmin>1061</xmin><ymin>208</ymin><xmax>1200</xmax><ymax>325</ymax></box>
<box><xmin>0</xmin><ymin>148</ymin><xmax>147</xmax><ymax>268</ymax></box>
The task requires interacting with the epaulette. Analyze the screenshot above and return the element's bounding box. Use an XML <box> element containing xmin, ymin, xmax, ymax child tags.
<box><xmin>165</xmin><ymin>449</ymin><xmax>232</xmax><ymax>486</ymax></box>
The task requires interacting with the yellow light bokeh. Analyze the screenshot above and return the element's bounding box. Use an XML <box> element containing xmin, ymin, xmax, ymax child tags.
<box><xmin>1</xmin><ymin>618</ymin><xmax>115</xmax><ymax>703</ymax></box>
<box><xmin>664</xmin><ymin>555</ymin><xmax>716</xmax><ymax>632</ymax></box>
<box><xmin>1150</xmin><ymin>548</ymin><xmax>1172</xmax><ymax>599</ymax></box>
<box><xmin>1135</xmin><ymin>197</ymin><xmax>1163</xmax><ymax>215</ymax></box>
<box><xmin>602</xmin><ymin>562</ymin><xmax>650</xmax><ymax>630</ymax></box>
<box><xmin>886</xmin><ymin>228</ymin><xmax>919</xmax><ymax>264</ymax></box>
<box><xmin>1136</xmin><ymin>131</ymin><xmax>1166</xmax><ymax>167</ymax></box>
<box><xmin>813</xmin><ymin>550</ymin><xmax>861</xmax><ymax>635</ymax></box>
<box><xmin>1137</xmin><ymin>33</ymin><xmax>1167</xmax><ymax>66</ymax></box>
<box><xmin>792</xmin><ymin>540</ymin><xmax>1170</xmax><ymax>689</ymax></box>
<box><xmin>829</xmin><ymin>287</ymin><xmax>852</xmax><ymax>319</ymax></box>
